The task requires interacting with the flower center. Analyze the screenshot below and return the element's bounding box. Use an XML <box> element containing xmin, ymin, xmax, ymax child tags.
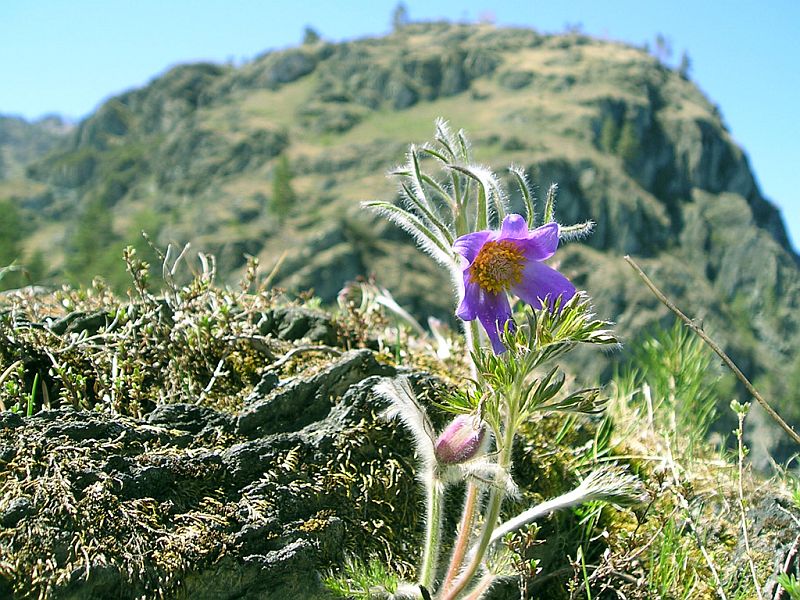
<box><xmin>469</xmin><ymin>240</ymin><xmax>525</xmax><ymax>294</ymax></box>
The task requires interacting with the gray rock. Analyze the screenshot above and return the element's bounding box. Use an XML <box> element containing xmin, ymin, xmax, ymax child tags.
<box><xmin>256</xmin><ymin>305</ymin><xmax>341</xmax><ymax>345</ymax></box>
<box><xmin>0</xmin><ymin>412</ymin><xmax>23</xmax><ymax>430</ymax></box>
<box><xmin>725</xmin><ymin>495</ymin><xmax>800</xmax><ymax>598</ymax></box>
<box><xmin>1</xmin><ymin>496</ymin><xmax>33</xmax><ymax>527</ymax></box>
<box><xmin>147</xmin><ymin>402</ymin><xmax>236</xmax><ymax>435</ymax></box>
<box><xmin>237</xmin><ymin>349</ymin><xmax>393</xmax><ymax>437</ymax></box>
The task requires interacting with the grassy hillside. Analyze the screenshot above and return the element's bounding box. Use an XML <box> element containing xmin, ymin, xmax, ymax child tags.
<box><xmin>0</xmin><ymin>115</ymin><xmax>70</xmax><ymax>180</ymax></box>
<box><xmin>1</xmin><ymin>21</ymin><xmax>799</xmax><ymax>462</ymax></box>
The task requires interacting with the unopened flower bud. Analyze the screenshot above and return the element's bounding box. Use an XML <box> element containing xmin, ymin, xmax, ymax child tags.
<box><xmin>434</xmin><ymin>415</ymin><xmax>485</xmax><ymax>465</ymax></box>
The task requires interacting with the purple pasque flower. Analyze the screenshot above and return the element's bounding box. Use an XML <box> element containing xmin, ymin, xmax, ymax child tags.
<box><xmin>434</xmin><ymin>414</ymin><xmax>486</xmax><ymax>465</ymax></box>
<box><xmin>454</xmin><ymin>214</ymin><xmax>576</xmax><ymax>353</ymax></box>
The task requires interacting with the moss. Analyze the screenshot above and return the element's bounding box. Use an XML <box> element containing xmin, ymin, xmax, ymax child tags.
<box><xmin>298</xmin><ymin>510</ymin><xmax>336</xmax><ymax>533</ymax></box>
<box><xmin>0</xmin><ymin>422</ymin><xmax>230</xmax><ymax>597</ymax></box>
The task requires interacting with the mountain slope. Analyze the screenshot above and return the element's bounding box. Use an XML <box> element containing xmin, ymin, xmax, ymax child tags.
<box><xmin>0</xmin><ymin>114</ymin><xmax>70</xmax><ymax>180</ymax></box>
<box><xmin>1</xmin><ymin>22</ymin><xmax>798</xmax><ymax>460</ymax></box>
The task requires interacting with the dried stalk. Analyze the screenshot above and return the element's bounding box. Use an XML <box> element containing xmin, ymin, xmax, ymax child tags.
<box><xmin>624</xmin><ymin>255</ymin><xmax>800</xmax><ymax>446</ymax></box>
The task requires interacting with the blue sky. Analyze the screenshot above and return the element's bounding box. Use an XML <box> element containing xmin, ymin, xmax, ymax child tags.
<box><xmin>1</xmin><ymin>0</ymin><xmax>798</xmax><ymax>250</ymax></box>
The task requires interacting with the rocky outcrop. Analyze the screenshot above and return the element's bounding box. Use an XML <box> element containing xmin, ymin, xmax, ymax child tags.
<box><xmin>0</xmin><ymin>115</ymin><xmax>69</xmax><ymax>179</ymax></box>
<box><xmin>0</xmin><ymin>347</ymin><xmax>431</xmax><ymax>599</ymax></box>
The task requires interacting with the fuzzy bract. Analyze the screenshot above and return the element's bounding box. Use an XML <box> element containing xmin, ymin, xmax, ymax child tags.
<box><xmin>453</xmin><ymin>214</ymin><xmax>576</xmax><ymax>353</ymax></box>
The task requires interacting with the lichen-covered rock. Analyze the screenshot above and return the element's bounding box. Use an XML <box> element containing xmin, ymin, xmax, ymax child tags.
<box><xmin>741</xmin><ymin>495</ymin><xmax>800</xmax><ymax>598</ymax></box>
<box><xmin>255</xmin><ymin>305</ymin><xmax>342</xmax><ymax>346</ymax></box>
<box><xmin>237</xmin><ymin>349</ymin><xmax>393</xmax><ymax>437</ymax></box>
<box><xmin>0</xmin><ymin>345</ymin><xmax>430</xmax><ymax>599</ymax></box>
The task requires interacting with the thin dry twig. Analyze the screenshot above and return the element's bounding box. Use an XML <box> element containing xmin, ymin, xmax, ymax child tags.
<box><xmin>196</xmin><ymin>355</ymin><xmax>230</xmax><ymax>405</ymax></box>
<box><xmin>735</xmin><ymin>408</ymin><xmax>765</xmax><ymax>599</ymax></box>
<box><xmin>259</xmin><ymin>250</ymin><xmax>288</xmax><ymax>293</ymax></box>
<box><xmin>624</xmin><ymin>255</ymin><xmax>800</xmax><ymax>446</ymax></box>
<box><xmin>665</xmin><ymin>440</ymin><xmax>729</xmax><ymax>600</ymax></box>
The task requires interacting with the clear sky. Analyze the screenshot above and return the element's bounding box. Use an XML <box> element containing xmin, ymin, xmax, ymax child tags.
<box><xmin>1</xmin><ymin>0</ymin><xmax>798</xmax><ymax>250</ymax></box>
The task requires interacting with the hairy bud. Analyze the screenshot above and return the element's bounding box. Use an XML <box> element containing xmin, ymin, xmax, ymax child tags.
<box><xmin>434</xmin><ymin>415</ymin><xmax>485</xmax><ymax>465</ymax></box>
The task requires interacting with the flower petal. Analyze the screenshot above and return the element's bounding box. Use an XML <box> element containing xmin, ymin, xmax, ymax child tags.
<box><xmin>516</xmin><ymin>222</ymin><xmax>560</xmax><ymax>261</ymax></box>
<box><xmin>498</xmin><ymin>213</ymin><xmax>529</xmax><ymax>240</ymax></box>
<box><xmin>475</xmin><ymin>290</ymin><xmax>512</xmax><ymax>354</ymax></box>
<box><xmin>512</xmin><ymin>261</ymin><xmax>576</xmax><ymax>310</ymax></box>
<box><xmin>456</xmin><ymin>275</ymin><xmax>481</xmax><ymax>321</ymax></box>
<box><xmin>453</xmin><ymin>230</ymin><xmax>493</xmax><ymax>264</ymax></box>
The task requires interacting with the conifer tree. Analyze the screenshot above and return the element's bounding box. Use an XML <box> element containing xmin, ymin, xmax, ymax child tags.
<box><xmin>0</xmin><ymin>199</ymin><xmax>24</xmax><ymax>290</ymax></box>
<box><xmin>599</xmin><ymin>115</ymin><xmax>619</xmax><ymax>153</ymax></box>
<box><xmin>302</xmin><ymin>26</ymin><xmax>320</xmax><ymax>45</ymax></box>
<box><xmin>617</xmin><ymin>120</ymin><xmax>640</xmax><ymax>162</ymax></box>
<box><xmin>65</xmin><ymin>195</ymin><xmax>118</xmax><ymax>284</ymax></box>
<box><xmin>678</xmin><ymin>50</ymin><xmax>692</xmax><ymax>79</ymax></box>
<box><xmin>391</xmin><ymin>2</ymin><xmax>409</xmax><ymax>31</ymax></box>
<box><xmin>270</xmin><ymin>154</ymin><xmax>296</xmax><ymax>222</ymax></box>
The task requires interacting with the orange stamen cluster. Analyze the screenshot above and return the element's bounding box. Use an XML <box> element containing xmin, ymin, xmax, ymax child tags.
<box><xmin>469</xmin><ymin>240</ymin><xmax>525</xmax><ymax>294</ymax></box>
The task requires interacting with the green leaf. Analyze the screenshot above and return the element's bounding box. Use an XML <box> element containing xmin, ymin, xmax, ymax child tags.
<box><xmin>446</xmin><ymin>164</ymin><xmax>506</xmax><ymax>230</ymax></box>
<box><xmin>420</xmin><ymin>146</ymin><xmax>449</xmax><ymax>164</ymax></box>
<box><xmin>400</xmin><ymin>182</ymin><xmax>454</xmax><ymax>245</ymax></box>
<box><xmin>509</xmin><ymin>166</ymin><xmax>536</xmax><ymax>227</ymax></box>
<box><xmin>362</xmin><ymin>201</ymin><xmax>453</xmax><ymax>265</ymax></box>
<box><xmin>434</xmin><ymin>118</ymin><xmax>458</xmax><ymax>162</ymax></box>
<box><xmin>539</xmin><ymin>388</ymin><xmax>607</xmax><ymax>414</ymax></box>
<box><xmin>543</xmin><ymin>183</ymin><xmax>558</xmax><ymax>224</ymax></box>
<box><xmin>559</xmin><ymin>220</ymin><xmax>595</xmax><ymax>241</ymax></box>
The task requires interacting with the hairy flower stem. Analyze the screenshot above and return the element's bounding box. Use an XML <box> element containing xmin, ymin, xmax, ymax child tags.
<box><xmin>441</xmin><ymin>482</ymin><xmax>481</xmax><ymax>592</ymax></box>
<box><xmin>463</xmin><ymin>573</ymin><xmax>495</xmax><ymax>600</ymax></box>
<box><xmin>419</xmin><ymin>478</ymin><xmax>445</xmax><ymax>590</ymax></box>
<box><xmin>465</xmin><ymin>320</ymin><xmax>483</xmax><ymax>377</ymax></box>
<box><xmin>442</xmin><ymin>424</ymin><xmax>515</xmax><ymax>600</ymax></box>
